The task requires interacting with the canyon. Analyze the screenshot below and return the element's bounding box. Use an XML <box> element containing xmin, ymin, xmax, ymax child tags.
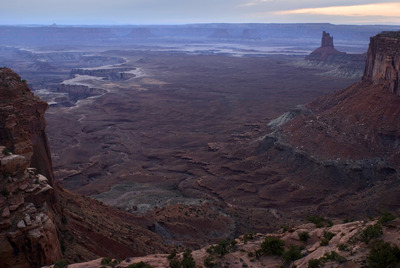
<box><xmin>1</xmin><ymin>25</ymin><xmax>400</xmax><ymax>267</ymax></box>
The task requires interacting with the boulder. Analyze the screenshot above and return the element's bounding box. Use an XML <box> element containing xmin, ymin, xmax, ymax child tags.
<box><xmin>0</xmin><ymin>155</ymin><xmax>27</xmax><ymax>176</ymax></box>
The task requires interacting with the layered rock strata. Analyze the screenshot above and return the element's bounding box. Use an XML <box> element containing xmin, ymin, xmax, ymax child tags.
<box><xmin>305</xmin><ymin>31</ymin><xmax>366</xmax><ymax>78</ymax></box>
<box><xmin>0</xmin><ymin>67</ymin><xmax>61</xmax><ymax>267</ymax></box>
<box><xmin>363</xmin><ymin>31</ymin><xmax>400</xmax><ymax>95</ymax></box>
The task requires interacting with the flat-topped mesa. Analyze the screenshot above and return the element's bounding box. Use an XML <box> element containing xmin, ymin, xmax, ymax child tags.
<box><xmin>321</xmin><ymin>31</ymin><xmax>334</xmax><ymax>48</ymax></box>
<box><xmin>363</xmin><ymin>31</ymin><xmax>400</xmax><ymax>95</ymax></box>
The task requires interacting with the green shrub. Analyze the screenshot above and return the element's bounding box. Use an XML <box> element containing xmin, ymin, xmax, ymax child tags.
<box><xmin>260</xmin><ymin>236</ymin><xmax>285</xmax><ymax>256</ymax></box>
<box><xmin>306</xmin><ymin>215</ymin><xmax>325</xmax><ymax>227</ymax></box>
<box><xmin>322</xmin><ymin>251</ymin><xmax>346</xmax><ymax>263</ymax></box>
<box><xmin>337</xmin><ymin>243</ymin><xmax>348</xmax><ymax>251</ymax></box>
<box><xmin>203</xmin><ymin>256</ymin><xmax>216</xmax><ymax>267</ymax></box>
<box><xmin>378</xmin><ymin>211</ymin><xmax>397</xmax><ymax>224</ymax></box>
<box><xmin>54</xmin><ymin>259</ymin><xmax>68</xmax><ymax>268</ymax></box>
<box><xmin>368</xmin><ymin>240</ymin><xmax>400</xmax><ymax>268</ymax></box>
<box><xmin>323</xmin><ymin>231</ymin><xmax>335</xmax><ymax>241</ymax></box>
<box><xmin>101</xmin><ymin>257</ymin><xmax>112</xmax><ymax>265</ymax></box>
<box><xmin>2</xmin><ymin>147</ymin><xmax>10</xmax><ymax>156</ymax></box>
<box><xmin>168</xmin><ymin>249</ymin><xmax>195</xmax><ymax>268</ymax></box>
<box><xmin>282</xmin><ymin>225</ymin><xmax>289</xmax><ymax>232</ymax></box>
<box><xmin>127</xmin><ymin>262</ymin><xmax>154</xmax><ymax>268</ymax></box>
<box><xmin>320</xmin><ymin>238</ymin><xmax>329</xmax><ymax>246</ymax></box>
<box><xmin>243</xmin><ymin>232</ymin><xmax>254</xmax><ymax>243</ymax></box>
<box><xmin>361</xmin><ymin>224</ymin><xmax>383</xmax><ymax>244</ymax></box>
<box><xmin>167</xmin><ymin>251</ymin><xmax>177</xmax><ymax>260</ymax></box>
<box><xmin>298</xmin><ymin>231</ymin><xmax>310</xmax><ymax>242</ymax></box>
<box><xmin>308</xmin><ymin>258</ymin><xmax>321</xmax><ymax>268</ymax></box>
<box><xmin>181</xmin><ymin>249</ymin><xmax>195</xmax><ymax>268</ymax></box>
<box><xmin>169</xmin><ymin>259</ymin><xmax>181</xmax><ymax>268</ymax></box>
<box><xmin>207</xmin><ymin>239</ymin><xmax>229</xmax><ymax>256</ymax></box>
<box><xmin>283</xmin><ymin>245</ymin><xmax>303</xmax><ymax>264</ymax></box>
<box><xmin>306</xmin><ymin>215</ymin><xmax>332</xmax><ymax>228</ymax></box>
<box><xmin>100</xmin><ymin>257</ymin><xmax>120</xmax><ymax>267</ymax></box>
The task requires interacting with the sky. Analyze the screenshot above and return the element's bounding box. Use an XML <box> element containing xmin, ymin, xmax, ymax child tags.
<box><xmin>1</xmin><ymin>0</ymin><xmax>400</xmax><ymax>25</ymax></box>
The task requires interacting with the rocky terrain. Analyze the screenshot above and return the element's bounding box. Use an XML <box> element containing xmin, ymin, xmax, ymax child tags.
<box><xmin>45</xmin><ymin>214</ymin><xmax>400</xmax><ymax>268</ymax></box>
<box><xmin>0</xmin><ymin>68</ymin><xmax>62</xmax><ymax>267</ymax></box>
<box><xmin>0</xmin><ymin>68</ymin><xmax>172</xmax><ymax>267</ymax></box>
<box><xmin>3</xmin><ymin>27</ymin><xmax>400</xmax><ymax>268</ymax></box>
<box><xmin>43</xmin><ymin>30</ymin><xmax>400</xmax><ymax>268</ymax></box>
<box><xmin>44</xmin><ymin>51</ymin><xmax>358</xmax><ymax>240</ymax></box>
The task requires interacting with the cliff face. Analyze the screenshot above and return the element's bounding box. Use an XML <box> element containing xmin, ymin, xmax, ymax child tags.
<box><xmin>57</xmin><ymin>84</ymin><xmax>105</xmax><ymax>102</ymax></box>
<box><xmin>258</xmin><ymin>31</ymin><xmax>400</xmax><ymax>218</ymax></box>
<box><xmin>363</xmin><ymin>31</ymin><xmax>400</xmax><ymax>95</ymax></box>
<box><xmin>1</xmin><ymin>68</ymin><xmax>171</xmax><ymax>265</ymax></box>
<box><xmin>321</xmin><ymin>31</ymin><xmax>334</xmax><ymax>47</ymax></box>
<box><xmin>0</xmin><ymin>67</ymin><xmax>54</xmax><ymax>184</ymax></box>
<box><xmin>0</xmin><ymin>67</ymin><xmax>62</xmax><ymax>267</ymax></box>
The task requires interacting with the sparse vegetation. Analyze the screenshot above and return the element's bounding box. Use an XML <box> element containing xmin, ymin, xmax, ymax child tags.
<box><xmin>367</xmin><ymin>240</ymin><xmax>400</xmax><ymax>268</ymax></box>
<box><xmin>308</xmin><ymin>258</ymin><xmax>321</xmax><ymax>268</ymax></box>
<box><xmin>243</xmin><ymin>231</ymin><xmax>255</xmax><ymax>244</ymax></box>
<box><xmin>168</xmin><ymin>249</ymin><xmax>196</xmax><ymax>268</ymax></box>
<box><xmin>320</xmin><ymin>238</ymin><xmax>329</xmax><ymax>246</ymax></box>
<box><xmin>207</xmin><ymin>239</ymin><xmax>237</xmax><ymax>257</ymax></box>
<box><xmin>101</xmin><ymin>257</ymin><xmax>112</xmax><ymax>265</ymax></box>
<box><xmin>361</xmin><ymin>224</ymin><xmax>383</xmax><ymax>244</ymax></box>
<box><xmin>181</xmin><ymin>249</ymin><xmax>196</xmax><ymax>268</ymax></box>
<box><xmin>203</xmin><ymin>256</ymin><xmax>216</xmax><ymax>267</ymax></box>
<box><xmin>127</xmin><ymin>262</ymin><xmax>155</xmax><ymax>268</ymax></box>
<box><xmin>100</xmin><ymin>257</ymin><xmax>120</xmax><ymax>267</ymax></box>
<box><xmin>298</xmin><ymin>231</ymin><xmax>310</xmax><ymax>242</ymax></box>
<box><xmin>259</xmin><ymin>236</ymin><xmax>285</xmax><ymax>256</ymax></box>
<box><xmin>54</xmin><ymin>259</ymin><xmax>69</xmax><ymax>268</ymax></box>
<box><xmin>308</xmin><ymin>251</ymin><xmax>346</xmax><ymax>268</ymax></box>
<box><xmin>378</xmin><ymin>211</ymin><xmax>397</xmax><ymax>224</ymax></box>
<box><xmin>306</xmin><ymin>215</ymin><xmax>330</xmax><ymax>228</ymax></box>
<box><xmin>337</xmin><ymin>243</ymin><xmax>348</xmax><ymax>251</ymax></box>
<box><xmin>282</xmin><ymin>245</ymin><xmax>303</xmax><ymax>264</ymax></box>
<box><xmin>2</xmin><ymin>147</ymin><xmax>10</xmax><ymax>155</ymax></box>
<box><xmin>322</xmin><ymin>251</ymin><xmax>346</xmax><ymax>262</ymax></box>
<box><xmin>323</xmin><ymin>231</ymin><xmax>335</xmax><ymax>241</ymax></box>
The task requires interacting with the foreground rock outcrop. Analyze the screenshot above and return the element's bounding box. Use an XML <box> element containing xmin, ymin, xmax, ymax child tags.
<box><xmin>0</xmin><ymin>152</ymin><xmax>62</xmax><ymax>268</ymax></box>
<box><xmin>0</xmin><ymin>67</ymin><xmax>62</xmax><ymax>267</ymax></box>
<box><xmin>0</xmin><ymin>68</ymin><xmax>54</xmax><ymax>183</ymax></box>
<box><xmin>45</xmin><ymin>215</ymin><xmax>400</xmax><ymax>268</ymax></box>
<box><xmin>0</xmin><ymin>67</ymin><xmax>171</xmax><ymax>266</ymax></box>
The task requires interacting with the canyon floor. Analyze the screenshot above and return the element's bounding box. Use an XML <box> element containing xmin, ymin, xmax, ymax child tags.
<box><xmin>31</xmin><ymin>49</ymin><xmax>358</xmax><ymax>246</ymax></box>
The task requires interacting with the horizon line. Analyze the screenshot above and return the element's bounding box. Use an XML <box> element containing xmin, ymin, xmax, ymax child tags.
<box><xmin>1</xmin><ymin>22</ymin><xmax>400</xmax><ymax>27</ymax></box>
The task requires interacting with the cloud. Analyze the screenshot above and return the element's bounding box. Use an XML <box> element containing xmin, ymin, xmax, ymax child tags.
<box><xmin>276</xmin><ymin>2</ymin><xmax>400</xmax><ymax>17</ymax></box>
<box><xmin>239</xmin><ymin>0</ymin><xmax>272</xmax><ymax>7</ymax></box>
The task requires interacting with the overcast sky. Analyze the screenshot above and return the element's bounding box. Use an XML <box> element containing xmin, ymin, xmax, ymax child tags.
<box><xmin>1</xmin><ymin>0</ymin><xmax>400</xmax><ymax>25</ymax></box>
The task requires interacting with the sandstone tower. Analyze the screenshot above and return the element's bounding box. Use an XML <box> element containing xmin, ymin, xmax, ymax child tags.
<box><xmin>321</xmin><ymin>31</ymin><xmax>334</xmax><ymax>48</ymax></box>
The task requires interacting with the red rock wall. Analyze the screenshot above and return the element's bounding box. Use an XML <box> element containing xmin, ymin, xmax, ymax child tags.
<box><xmin>363</xmin><ymin>33</ymin><xmax>400</xmax><ymax>95</ymax></box>
<box><xmin>321</xmin><ymin>31</ymin><xmax>334</xmax><ymax>48</ymax></box>
<box><xmin>0</xmin><ymin>67</ymin><xmax>62</xmax><ymax>267</ymax></box>
<box><xmin>0</xmin><ymin>67</ymin><xmax>55</xmax><ymax>183</ymax></box>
